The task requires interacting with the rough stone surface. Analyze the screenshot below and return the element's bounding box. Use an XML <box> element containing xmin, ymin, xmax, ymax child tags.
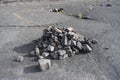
<box><xmin>38</xmin><ymin>59</ymin><xmax>51</xmax><ymax>71</ymax></box>
<box><xmin>58</xmin><ymin>50</ymin><xmax>66</xmax><ymax>56</ymax></box>
<box><xmin>48</xmin><ymin>45</ymin><xmax>55</xmax><ymax>52</ymax></box>
<box><xmin>42</xmin><ymin>52</ymin><xmax>49</xmax><ymax>58</ymax></box>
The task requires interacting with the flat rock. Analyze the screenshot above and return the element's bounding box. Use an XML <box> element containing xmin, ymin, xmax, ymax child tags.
<box><xmin>58</xmin><ymin>50</ymin><xmax>66</xmax><ymax>56</ymax></box>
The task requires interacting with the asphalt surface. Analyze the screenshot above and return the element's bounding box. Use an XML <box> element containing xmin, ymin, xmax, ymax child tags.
<box><xmin>0</xmin><ymin>0</ymin><xmax>120</xmax><ymax>80</ymax></box>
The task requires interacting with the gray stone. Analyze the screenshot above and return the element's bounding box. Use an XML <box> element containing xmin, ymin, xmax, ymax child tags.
<box><xmin>38</xmin><ymin>59</ymin><xmax>51</xmax><ymax>71</ymax></box>
<box><xmin>42</xmin><ymin>52</ymin><xmax>49</xmax><ymax>58</ymax></box>
<box><xmin>38</xmin><ymin>55</ymin><xmax>44</xmax><ymax>59</ymax></box>
<box><xmin>71</xmin><ymin>40</ymin><xmax>77</xmax><ymax>46</ymax></box>
<box><xmin>73</xmin><ymin>33</ymin><xmax>84</xmax><ymax>42</ymax></box>
<box><xmin>82</xmin><ymin>44</ymin><xmax>92</xmax><ymax>52</ymax></box>
<box><xmin>53</xmin><ymin>36</ymin><xmax>58</xmax><ymax>42</ymax></box>
<box><xmin>78</xmin><ymin>34</ymin><xmax>85</xmax><ymax>42</ymax></box>
<box><xmin>67</xmin><ymin>27</ymin><xmax>74</xmax><ymax>32</ymax></box>
<box><xmin>54</xmin><ymin>27</ymin><xmax>62</xmax><ymax>33</ymax></box>
<box><xmin>16</xmin><ymin>56</ymin><xmax>24</xmax><ymax>62</ymax></box>
<box><xmin>47</xmin><ymin>26</ymin><xmax>53</xmax><ymax>31</ymax></box>
<box><xmin>76</xmin><ymin>41</ymin><xmax>82</xmax><ymax>50</ymax></box>
<box><xmin>58</xmin><ymin>50</ymin><xmax>66</xmax><ymax>56</ymax></box>
<box><xmin>59</xmin><ymin>54</ymin><xmax>68</xmax><ymax>60</ymax></box>
<box><xmin>91</xmin><ymin>39</ymin><xmax>98</xmax><ymax>44</ymax></box>
<box><xmin>42</xmin><ymin>43</ymin><xmax>48</xmax><ymax>48</ymax></box>
<box><xmin>48</xmin><ymin>45</ymin><xmax>54</xmax><ymax>52</ymax></box>
<box><xmin>66</xmin><ymin>46</ymin><xmax>74</xmax><ymax>57</ymax></box>
<box><xmin>62</xmin><ymin>35</ymin><xmax>68</xmax><ymax>46</ymax></box>
<box><xmin>50</xmin><ymin>51</ymin><xmax>59</xmax><ymax>59</ymax></box>
<box><xmin>68</xmin><ymin>40</ymin><xmax>72</xmax><ymax>46</ymax></box>
<box><xmin>35</xmin><ymin>46</ymin><xmax>40</xmax><ymax>56</ymax></box>
<box><xmin>58</xmin><ymin>44</ymin><xmax>63</xmax><ymax>49</ymax></box>
<box><xmin>72</xmin><ymin>47</ymin><xmax>79</xmax><ymax>54</ymax></box>
<box><xmin>30</xmin><ymin>51</ymin><xmax>35</xmax><ymax>56</ymax></box>
<box><xmin>68</xmin><ymin>31</ymin><xmax>75</xmax><ymax>36</ymax></box>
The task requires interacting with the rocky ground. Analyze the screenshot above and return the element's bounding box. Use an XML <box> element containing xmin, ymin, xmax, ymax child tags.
<box><xmin>0</xmin><ymin>0</ymin><xmax>120</xmax><ymax>80</ymax></box>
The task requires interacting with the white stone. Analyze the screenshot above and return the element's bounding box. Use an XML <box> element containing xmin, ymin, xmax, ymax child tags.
<box><xmin>42</xmin><ymin>52</ymin><xmax>49</xmax><ymax>57</ymax></box>
<box><xmin>48</xmin><ymin>45</ymin><xmax>54</xmax><ymax>52</ymax></box>
<box><xmin>58</xmin><ymin>50</ymin><xmax>66</xmax><ymax>56</ymax></box>
<box><xmin>38</xmin><ymin>59</ymin><xmax>51</xmax><ymax>71</ymax></box>
<box><xmin>85</xmin><ymin>44</ymin><xmax>92</xmax><ymax>52</ymax></box>
<box><xmin>17</xmin><ymin>56</ymin><xmax>24</xmax><ymax>62</ymax></box>
<box><xmin>35</xmin><ymin>46</ymin><xmax>40</xmax><ymax>56</ymax></box>
<box><xmin>67</xmin><ymin>27</ymin><xmax>74</xmax><ymax>32</ymax></box>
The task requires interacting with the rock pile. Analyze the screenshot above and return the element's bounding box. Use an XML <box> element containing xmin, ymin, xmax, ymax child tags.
<box><xmin>33</xmin><ymin>26</ymin><xmax>93</xmax><ymax>71</ymax></box>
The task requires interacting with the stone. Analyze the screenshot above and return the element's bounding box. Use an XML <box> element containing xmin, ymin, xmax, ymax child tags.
<box><xmin>58</xmin><ymin>50</ymin><xmax>66</xmax><ymax>56</ymax></box>
<box><xmin>68</xmin><ymin>31</ymin><xmax>75</xmax><ymax>36</ymax></box>
<box><xmin>17</xmin><ymin>56</ymin><xmax>24</xmax><ymax>62</ymax></box>
<box><xmin>68</xmin><ymin>40</ymin><xmax>72</xmax><ymax>46</ymax></box>
<box><xmin>58</xmin><ymin>8</ymin><xmax>64</xmax><ymax>12</ymax></box>
<box><xmin>47</xmin><ymin>26</ymin><xmax>53</xmax><ymax>31</ymax></box>
<box><xmin>82</xmin><ymin>44</ymin><xmax>92</xmax><ymax>52</ymax></box>
<box><xmin>49</xmin><ymin>8</ymin><xmax>64</xmax><ymax>12</ymax></box>
<box><xmin>76</xmin><ymin>41</ymin><xmax>82</xmax><ymax>50</ymax></box>
<box><xmin>30</xmin><ymin>51</ymin><xmax>35</xmax><ymax>56</ymax></box>
<box><xmin>38</xmin><ymin>59</ymin><xmax>51</xmax><ymax>71</ymax></box>
<box><xmin>59</xmin><ymin>54</ymin><xmax>68</xmax><ymax>60</ymax></box>
<box><xmin>58</xmin><ymin>44</ymin><xmax>63</xmax><ymax>49</ymax></box>
<box><xmin>48</xmin><ymin>45</ymin><xmax>55</xmax><ymax>52</ymax></box>
<box><xmin>51</xmin><ymin>42</ymin><xmax>57</xmax><ymax>47</ymax></box>
<box><xmin>78</xmin><ymin>34</ymin><xmax>85</xmax><ymax>42</ymax></box>
<box><xmin>35</xmin><ymin>46</ymin><xmax>40</xmax><ymax>56</ymax></box>
<box><xmin>62</xmin><ymin>35</ymin><xmax>68</xmax><ymax>46</ymax></box>
<box><xmin>91</xmin><ymin>39</ymin><xmax>98</xmax><ymax>44</ymax></box>
<box><xmin>38</xmin><ymin>55</ymin><xmax>44</xmax><ymax>59</ymax></box>
<box><xmin>42</xmin><ymin>43</ymin><xmax>48</xmax><ymax>48</ymax></box>
<box><xmin>66</xmin><ymin>27</ymin><xmax>74</xmax><ymax>32</ymax></box>
<box><xmin>42</xmin><ymin>52</ymin><xmax>49</xmax><ymax>58</ymax></box>
<box><xmin>71</xmin><ymin>40</ymin><xmax>77</xmax><ymax>46</ymax></box>
<box><xmin>66</xmin><ymin>46</ymin><xmax>74</xmax><ymax>57</ymax></box>
<box><xmin>53</xmin><ymin>36</ymin><xmax>58</xmax><ymax>42</ymax></box>
<box><xmin>54</xmin><ymin>27</ymin><xmax>62</xmax><ymax>33</ymax></box>
<box><xmin>71</xmin><ymin>47</ymin><xmax>79</xmax><ymax>54</ymax></box>
<box><xmin>50</xmin><ymin>51</ymin><xmax>59</xmax><ymax>59</ymax></box>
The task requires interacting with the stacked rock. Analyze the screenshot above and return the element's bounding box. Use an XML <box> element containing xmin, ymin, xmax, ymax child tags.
<box><xmin>34</xmin><ymin>26</ymin><xmax>92</xmax><ymax>71</ymax></box>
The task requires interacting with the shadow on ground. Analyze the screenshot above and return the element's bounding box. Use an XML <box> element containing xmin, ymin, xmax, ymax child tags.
<box><xmin>13</xmin><ymin>42</ymin><xmax>36</xmax><ymax>54</ymax></box>
<box><xmin>24</xmin><ymin>65</ymin><xmax>40</xmax><ymax>74</ymax></box>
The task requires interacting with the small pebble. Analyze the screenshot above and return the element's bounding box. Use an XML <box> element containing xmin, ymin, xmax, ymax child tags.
<box><xmin>16</xmin><ymin>56</ymin><xmax>24</xmax><ymax>62</ymax></box>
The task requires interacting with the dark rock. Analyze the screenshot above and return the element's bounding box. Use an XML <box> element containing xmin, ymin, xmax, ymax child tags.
<box><xmin>91</xmin><ymin>39</ymin><xmax>98</xmax><ymax>44</ymax></box>
<box><xmin>106</xmin><ymin>4</ymin><xmax>112</xmax><ymax>7</ymax></box>
<box><xmin>50</xmin><ymin>51</ymin><xmax>59</xmax><ymax>59</ymax></box>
